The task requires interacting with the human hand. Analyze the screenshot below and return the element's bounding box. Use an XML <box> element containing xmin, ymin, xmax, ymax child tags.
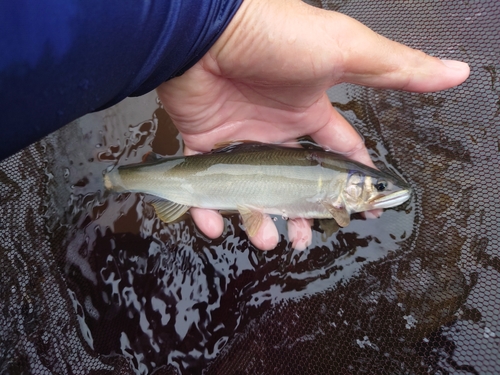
<box><xmin>156</xmin><ymin>0</ymin><xmax>469</xmax><ymax>251</ymax></box>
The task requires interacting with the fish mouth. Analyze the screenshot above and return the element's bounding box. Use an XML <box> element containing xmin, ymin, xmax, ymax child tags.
<box><xmin>371</xmin><ymin>189</ymin><xmax>411</xmax><ymax>209</ymax></box>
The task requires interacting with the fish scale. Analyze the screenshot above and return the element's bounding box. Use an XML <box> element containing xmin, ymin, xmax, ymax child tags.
<box><xmin>104</xmin><ymin>143</ymin><xmax>411</xmax><ymax>232</ymax></box>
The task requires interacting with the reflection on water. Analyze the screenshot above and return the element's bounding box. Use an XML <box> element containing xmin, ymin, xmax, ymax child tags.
<box><xmin>42</xmin><ymin>92</ymin><xmax>474</xmax><ymax>374</ymax></box>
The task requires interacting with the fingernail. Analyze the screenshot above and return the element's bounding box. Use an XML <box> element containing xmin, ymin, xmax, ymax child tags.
<box><xmin>440</xmin><ymin>59</ymin><xmax>469</xmax><ymax>71</ymax></box>
<box><xmin>288</xmin><ymin>218</ymin><xmax>312</xmax><ymax>251</ymax></box>
<box><xmin>263</xmin><ymin>228</ymin><xmax>279</xmax><ymax>249</ymax></box>
<box><xmin>364</xmin><ymin>210</ymin><xmax>381</xmax><ymax>220</ymax></box>
<box><xmin>253</xmin><ymin>218</ymin><xmax>279</xmax><ymax>251</ymax></box>
<box><xmin>292</xmin><ymin>237</ymin><xmax>311</xmax><ymax>251</ymax></box>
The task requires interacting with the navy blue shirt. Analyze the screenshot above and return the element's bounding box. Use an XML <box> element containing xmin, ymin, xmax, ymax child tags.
<box><xmin>0</xmin><ymin>0</ymin><xmax>242</xmax><ymax>160</ymax></box>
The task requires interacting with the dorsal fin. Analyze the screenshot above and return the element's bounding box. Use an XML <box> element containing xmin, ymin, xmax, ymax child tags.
<box><xmin>211</xmin><ymin>140</ymin><xmax>264</xmax><ymax>154</ymax></box>
<box><xmin>212</xmin><ymin>140</ymin><xmax>245</xmax><ymax>150</ymax></box>
<box><xmin>296</xmin><ymin>137</ymin><xmax>324</xmax><ymax>151</ymax></box>
<box><xmin>210</xmin><ymin>140</ymin><xmax>297</xmax><ymax>154</ymax></box>
<box><xmin>142</xmin><ymin>151</ymin><xmax>164</xmax><ymax>163</ymax></box>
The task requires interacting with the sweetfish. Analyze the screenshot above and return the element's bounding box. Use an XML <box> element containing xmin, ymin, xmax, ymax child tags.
<box><xmin>104</xmin><ymin>142</ymin><xmax>411</xmax><ymax>236</ymax></box>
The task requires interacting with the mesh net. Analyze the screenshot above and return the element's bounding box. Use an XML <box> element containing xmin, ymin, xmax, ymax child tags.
<box><xmin>1</xmin><ymin>1</ymin><xmax>499</xmax><ymax>374</ymax></box>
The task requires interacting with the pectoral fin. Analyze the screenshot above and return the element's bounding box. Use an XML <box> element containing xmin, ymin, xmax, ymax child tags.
<box><xmin>318</xmin><ymin>219</ymin><xmax>340</xmax><ymax>239</ymax></box>
<box><xmin>237</xmin><ymin>205</ymin><xmax>264</xmax><ymax>237</ymax></box>
<box><xmin>150</xmin><ymin>199</ymin><xmax>190</xmax><ymax>223</ymax></box>
<box><xmin>321</xmin><ymin>201</ymin><xmax>351</xmax><ymax>227</ymax></box>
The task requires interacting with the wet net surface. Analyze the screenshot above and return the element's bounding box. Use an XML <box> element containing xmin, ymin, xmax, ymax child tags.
<box><xmin>1</xmin><ymin>1</ymin><xmax>499</xmax><ymax>374</ymax></box>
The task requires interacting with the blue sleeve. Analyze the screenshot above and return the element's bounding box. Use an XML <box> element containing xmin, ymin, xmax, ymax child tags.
<box><xmin>0</xmin><ymin>0</ymin><xmax>243</xmax><ymax>160</ymax></box>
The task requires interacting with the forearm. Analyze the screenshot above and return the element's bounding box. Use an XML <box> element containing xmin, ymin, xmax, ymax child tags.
<box><xmin>0</xmin><ymin>0</ymin><xmax>242</xmax><ymax>160</ymax></box>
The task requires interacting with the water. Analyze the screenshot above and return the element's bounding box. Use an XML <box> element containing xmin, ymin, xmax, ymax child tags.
<box><xmin>42</xmin><ymin>92</ymin><xmax>416</xmax><ymax>374</ymax></box>
<box><xmin>28</xmin><ymin>1</ymin><xmax>500</xmax><ymax>373</ymax></box>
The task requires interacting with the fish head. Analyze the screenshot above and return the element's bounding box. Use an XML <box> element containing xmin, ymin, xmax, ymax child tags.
<box><xmin>341</xmin><ymin>169</ymin><xmax>412</xmax><ymax>214</ymax></box>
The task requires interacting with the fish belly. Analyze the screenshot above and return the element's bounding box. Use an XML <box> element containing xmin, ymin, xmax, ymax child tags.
<box><xmin>116</xmin><ymin>162</ymin><xmax>336</xmax><ymax>219</ymax></box>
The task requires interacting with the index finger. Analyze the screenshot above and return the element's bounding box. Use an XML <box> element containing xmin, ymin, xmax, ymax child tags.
<box><xmin>321</xmin><ymin>10</ymin><xmax>470</xmax><ymax>91</ymax></box>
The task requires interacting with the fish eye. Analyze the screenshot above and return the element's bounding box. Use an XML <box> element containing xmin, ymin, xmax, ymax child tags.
<box><xmin>375</xmin><ymin>180</ymin><xmax>388</xmax><ymax>192</ymax></box>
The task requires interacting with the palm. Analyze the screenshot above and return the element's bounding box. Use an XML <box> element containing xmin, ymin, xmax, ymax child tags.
<box><xmin>156</xmin><ymin>0</ymin><xmax>469</xmax><ymax>250</ymax></box>
<box><xmin>157</xmin><ymin>54</ymin><xmax>370</xmax><ymax>165</ymax></box>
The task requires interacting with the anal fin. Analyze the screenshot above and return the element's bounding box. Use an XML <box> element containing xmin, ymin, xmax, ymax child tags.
<box><xmin>150</xmin><ymin>198</ymin><xmax>190</xmax><ymax>223</ymax></box>
<box><xmin>237</xmin><ymin>205</ymin><xmax>264</xmax><ymax>237</ymax></box>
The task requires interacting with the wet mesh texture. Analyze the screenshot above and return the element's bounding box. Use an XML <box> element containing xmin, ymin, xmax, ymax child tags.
<box><xmin>1</xmin><ymin>1</ymin><xmax>499</xmax><ymax>374</ymax></box>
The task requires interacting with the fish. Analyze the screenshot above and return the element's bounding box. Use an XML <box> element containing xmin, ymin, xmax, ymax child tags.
<box><xmin>104</xmin><ymin>142</ymin><xmax>411</xmax><ymax>236</ymax></box>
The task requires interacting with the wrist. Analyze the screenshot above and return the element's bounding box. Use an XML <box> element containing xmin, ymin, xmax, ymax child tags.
<box><xmin>209</xmin><ymin>0</ymin><xmax>297</xmax><ymax>76</ymax></box>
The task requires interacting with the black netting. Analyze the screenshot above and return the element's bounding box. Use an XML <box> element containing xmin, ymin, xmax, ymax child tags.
<box><xmin>1</xmin><ymin>1</ymin><xmax>499</xmax><ymax>374</ymax></box>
